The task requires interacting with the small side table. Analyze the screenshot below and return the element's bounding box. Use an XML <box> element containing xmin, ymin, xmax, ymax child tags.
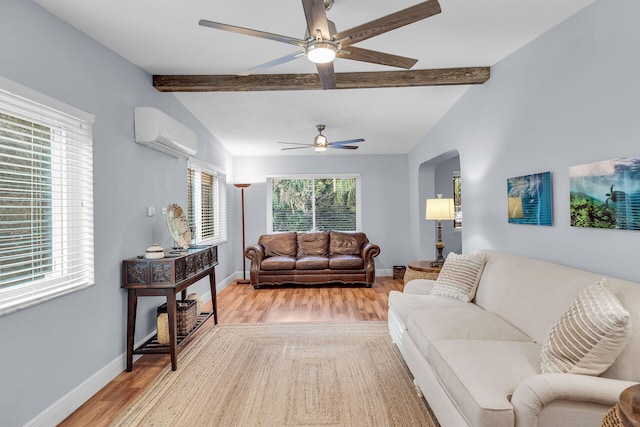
<box><xmin>404</xmin><ymin>260</ymin><xmax>442</xmax><ymax>282</ymax></box>
<box><xmin>601</xmin><ymin>384</ymin><xmax>640</xmax><ymax>427</ymax></box>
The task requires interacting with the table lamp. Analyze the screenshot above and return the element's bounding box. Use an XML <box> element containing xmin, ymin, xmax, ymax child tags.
<box><xmin>426</xmin><ymin>194</ymin><xmax>455</xmax><ymax>267</ymax></box>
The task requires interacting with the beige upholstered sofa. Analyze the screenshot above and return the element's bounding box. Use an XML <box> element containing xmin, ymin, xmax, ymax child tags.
<box><xmin>388</xmin><ymin>250</ymin><xmax>640</xmax><ymax>427</ymax></box>
<box><xmin>244</xmin><ymin>231</ymin><xmax>380</xmax><ymax>289</ymax></box>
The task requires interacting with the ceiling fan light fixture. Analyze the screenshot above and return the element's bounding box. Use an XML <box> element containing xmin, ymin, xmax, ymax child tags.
<box><xmin>306</xmin><ymin>42</ymin><xmax>337</xmax><ymax>64</ymax></box>
<box><xmin>314</xmin><ymin>134</ymin><xmax>328</xmax><ymax>152</ymax></box>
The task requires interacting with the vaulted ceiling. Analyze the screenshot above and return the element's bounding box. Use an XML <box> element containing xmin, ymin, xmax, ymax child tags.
<box><xmin>34</xmin><ymin>0</ymin><xmax>593</xmax><ymax>156</ymax></box>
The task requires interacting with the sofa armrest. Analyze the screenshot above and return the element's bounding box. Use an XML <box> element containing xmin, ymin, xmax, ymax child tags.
<box><xmin>361</xmin><ymin>242</ymin><xmax>380</xmax><ymax>262</ymax></box>
<box><xmin>244</xmin><ymin>244</ymin><xmax>265</xmax><ymax>285</ymax></box>
<box><xmin>403</xmin><ymin>279</ymin><xmax>436</xmax><ymax>295</ymax></box>
<box><xmin>511</xmin><ymin>373</ymin><xmax>638</xmax><ymax>426</ymax></box>
<box><xmin>360</xmin><ymin>242</ymin><xmax>380</xmax><ymax>284</ymax></box>
<box><xmin>244</xmin><ymin>244</ymin><xmax>264</xmax><ymax>263</ymax></box>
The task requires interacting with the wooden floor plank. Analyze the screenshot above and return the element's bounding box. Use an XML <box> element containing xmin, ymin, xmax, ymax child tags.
<box><xmin>58</xmin><ymin>276</ymin><xmax>404</xmax><ymax>426</ymax></box>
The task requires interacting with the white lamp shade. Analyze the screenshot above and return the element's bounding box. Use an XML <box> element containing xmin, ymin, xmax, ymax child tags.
<box><xmin>426</xmin><ymin>197</ymin><xmax>455</xmax><ymax>220</ymax></box>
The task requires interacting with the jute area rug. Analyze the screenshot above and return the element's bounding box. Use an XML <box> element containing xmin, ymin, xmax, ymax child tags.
<box><xmin>112</xmin><ymin>321</ymin><xmax>439</xmax><ymax>427</ymax></box>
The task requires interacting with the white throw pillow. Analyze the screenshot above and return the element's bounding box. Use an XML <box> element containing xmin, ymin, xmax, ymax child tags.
<box><xmin>430</xmin><ymin>252</ymin><xmax>487</xmax><ymax>302</ymax></box>
<box><xmin>540</xmin><ymin>279</ymin><xmax>631</xmax><ymax>376</ymax></box>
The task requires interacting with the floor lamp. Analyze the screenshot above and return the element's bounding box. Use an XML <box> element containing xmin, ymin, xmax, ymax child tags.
<box><xmin>425</xmin><ymin>194</ymin><xmax>455</xmax><ymax>267</ymax></box>
<box><xmin>234</xmin><ymin>183</ymin><xmax>251</xmax><ymax>284</ymax></box>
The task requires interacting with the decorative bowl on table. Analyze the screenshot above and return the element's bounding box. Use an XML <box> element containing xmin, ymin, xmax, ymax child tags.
<box><xmin>165</xmin><ymin>203</ymin><xmax>191</xmax><ymax>249</ymax></box>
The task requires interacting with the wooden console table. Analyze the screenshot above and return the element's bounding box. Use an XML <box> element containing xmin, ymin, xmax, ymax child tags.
<box><xmin>122</xmin><ymin>245</ymin><xmax>218</xmax><ymax>371</ymax></box>
<box><xmin>404</xmin><ymin>260</ymin><xmax>442</xmax><ymax>282</ymax></box>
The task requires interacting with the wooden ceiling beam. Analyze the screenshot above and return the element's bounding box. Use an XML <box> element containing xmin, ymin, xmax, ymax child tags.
<box><xmin>152</xmin><ymin>67</ymin><xmax>490</xmax><ymax>92</ymax></box>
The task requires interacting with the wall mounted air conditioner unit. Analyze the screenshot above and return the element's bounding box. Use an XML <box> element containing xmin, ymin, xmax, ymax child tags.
<box><xmin>134</xmin><ymin>107</ymin><xmax>198</xmax><ymax>157</ymax></box>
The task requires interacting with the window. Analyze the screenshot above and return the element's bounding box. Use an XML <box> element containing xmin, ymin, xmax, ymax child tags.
<box><xmin>187</xmin><ymin>159</ymin><xmax>227</xmax><ymax>245</ymax></box>
<box><xmin>268</xmin><ymin>174</ymin><xmax>361</xmax><ymax>232</ymax></box>
<box><xmin>453</xmin><ymin>171</ymin><xmax>462</xmax><ymax>228</ymax></box>
<box><xmin>0</xmin><ymin>77</ymin><xmax>94</xmax><ymax>316</ymax></box>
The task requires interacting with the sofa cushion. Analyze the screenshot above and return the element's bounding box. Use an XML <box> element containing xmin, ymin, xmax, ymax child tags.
<box><xmin>388</xmin><ymin>291</ymin><xmax>474</xmax><ymax>328</ymax></box>
<box><xmin>430</xmin><ymin>340</ymin><xmax>541</xmax><ymax>427</ymax></box>
<box><xmin>329</xmin><ymin>231</ymin><xmax>368</xmax><ymax>255</ymax></box>
<box><xmin>540</xmin><ymin>279</ymin><xmax>631</xmax><ymax>376</ymax></box>
<box><xmin>406</xmin><ymin>307</ymin><xmax>532</xmax><ymax>361</ymax></box>
<box><xmin>295</xmin><ymin>256</ymin><xmax>329</xmax><ymax>270</ymax></box>
<box><xmin>329</xmin><ymin>254</ymin><xmax>364</xmax><ymax>269</ymax></box>
<box><xmin>297</xmin><ymin>232</ymin><xmax>329</xmax><ymax>257</ymax></box>
<box><xmin>261</xmin><ymin>256</ymin><xmax>296</xmax><ymax>271</ymax></box>
<box><xmin>430</xmin><ymin>252</ymin><xmax>487</xmax><ymax>302</ymax></box>
<box><xmin>259</xmin><ymin>232</ymin><xmax>297</xmax><ymax>257</ymax></box>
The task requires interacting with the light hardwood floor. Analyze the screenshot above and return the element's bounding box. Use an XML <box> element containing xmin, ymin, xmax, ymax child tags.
<box><xmin>59</xmin><ymin>276</ymin><xmax>404</xmax><ymax>426</ymax></box>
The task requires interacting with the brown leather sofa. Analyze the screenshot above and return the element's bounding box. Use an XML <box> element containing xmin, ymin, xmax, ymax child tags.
<box><xmin>244</xmin><ymin>231</ymin><xmax>381</xmax><ymax>289</ymax></box>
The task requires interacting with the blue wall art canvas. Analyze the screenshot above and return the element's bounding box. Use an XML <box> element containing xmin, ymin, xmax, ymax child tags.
<box><xmin>570</xmin><ymin>157</ymin><xmax>640</xmax><ymax>230</ymax></box>
<box><xmin>507</xmin><ymin>171</ymin><xmax>553</xmax><ymax>226</ymax></box>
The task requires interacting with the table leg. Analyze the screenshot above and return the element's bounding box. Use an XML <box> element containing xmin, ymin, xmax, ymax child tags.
<box><xmin>125</xmin><ymin>290</ymin><xmax>137</xmax><ymax>372</ymax></box>
<box><xmin>166</xmin><ymin>290</ymin><xmax>178</xmax><ymax>371</ymax></box>
<box><xmin>209</xmin><ymin>270</ymin><xmax>218</xmax><ymax>324</ymax></box>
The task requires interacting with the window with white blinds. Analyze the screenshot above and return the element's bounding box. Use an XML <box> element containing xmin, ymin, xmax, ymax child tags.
<box><xmin>0</xmin><ymin>77</ymin><xmax>94</xmax><ymax>316</ymax></box>
<box><xmin>268</xmin><ymin>174</ymin><xmax>361</xmax><ymax>232</ymax></box>
<box><xmin>187</xmin><ymin>159</ymin><xmax>227</xmax><ymax>245</ymax></box>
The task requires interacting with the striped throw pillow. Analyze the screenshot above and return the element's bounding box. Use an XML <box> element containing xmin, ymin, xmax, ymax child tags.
<box><xmin>540</xmin><ymin>279</ymin><xmax>631</xmax><ymax>375</ymax></box>
<box><xmin>430</xmin><ymin>252</ymin><xmax>487</xmax><ymax>302</ymax></box>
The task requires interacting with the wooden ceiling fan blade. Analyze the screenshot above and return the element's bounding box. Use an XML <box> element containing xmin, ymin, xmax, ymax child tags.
<box><xmin>301</xmin><ymin>0</ymin><xmax>331</xmax><ymax>39</ymax></box>
<box><xmin>338</xmin><ymin>46</ymin><xmax>417</xmax><ymax>69</ymax></box>
<box><xmin>333</xmin><ymin>0</ymin><xmax>441</xmax><ymax>47</ymax></box>
<box><xmin>238</xmin><ymin>51</ymin><xmax>306</xmax><ymax>76</ymax></box>
<box><xmin>316</xmin><ymin>62</ymin><xmax>336</xmax><ymax>89</ymax></box>
<box><xmin>330</xmin><ymin>145</ymin><xmax>359</xmax><ymax>150</ymax></box>
<box><xmin>278</xmin><ymin>142</ymin><xmax>313</xmax><ymax>146</ymax></box>
<box><xmin>329</xmin><ymin>138</ymin><xmax>364</xmax><ymax>146</ymax></box>
<box><xmin>199</xmin><ymin>19</ymin><xmax>306</xmax><ymax>47</ymax></box>
<box><xmin>281</xmin><ymin>146</ymin><xmax>311</xmax><ymax>151</ymax></box>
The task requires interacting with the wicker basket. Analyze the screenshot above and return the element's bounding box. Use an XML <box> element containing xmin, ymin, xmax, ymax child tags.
<box><xmin>156</xmin><ymin>299</ymin><xmax>197</xmax><ymax>345</ymax></box>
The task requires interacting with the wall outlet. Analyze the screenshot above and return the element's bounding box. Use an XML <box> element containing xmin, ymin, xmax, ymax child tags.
<box><xmin>147</xmin><ymin>206</ymin><xmax>155</xmax><ymax>217</ymax></box>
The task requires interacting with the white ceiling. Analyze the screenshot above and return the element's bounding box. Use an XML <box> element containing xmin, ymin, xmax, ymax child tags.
<box><xmin>34</xmin><ymin>0</ymin><xmax>593</xmax><ymax>157</ymax></box>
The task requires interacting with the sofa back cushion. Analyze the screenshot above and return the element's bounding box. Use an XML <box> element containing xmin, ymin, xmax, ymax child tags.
<box><xmin>474</xmin><ymin>250</ymin><xmax>640</xmax><ymax>382</ymax></box>
<box><xmin>329</xmin><ymin>231</ymin><xmax>368</xmax><ymax>255</ymax></box>
<box><xmin>297</xmin><ymin>232</ymin><xmax>329</xmax><ymax>257</ymax></box>
<box><xmin>258</xmin><ymin>232</ymin><xmax>297</xmax><ymax>257</ymax></box>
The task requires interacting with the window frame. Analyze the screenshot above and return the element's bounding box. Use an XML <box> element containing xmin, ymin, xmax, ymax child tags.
<box><xmin>453</xmin><ymin>170</ymin><xmax>462</xmax><ymax>229</ymax></box>
<box><xmin>0</xmin><ymin>76</ymin><xmax>95</xmax><ymax>317</ymax></box>
<box><xmin>266</xmin><ymin>173</ymin><xmax>362</xmax><ymax>233</ymax></box>
<box><xmin>187</xmin><ymin>158</ymin><xmax>227</xmax><ymax>246</ymax></box>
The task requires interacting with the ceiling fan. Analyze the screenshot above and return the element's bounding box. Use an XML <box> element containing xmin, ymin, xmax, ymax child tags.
<box><xmin>279</xmin><ymin>125</ymin><xmax>364</xmax><ymax>152</ymax></box>
<box><xmin>199</xmin><ymin>0</ymin><xmax>441</xmax><ymax>90</ymax></box>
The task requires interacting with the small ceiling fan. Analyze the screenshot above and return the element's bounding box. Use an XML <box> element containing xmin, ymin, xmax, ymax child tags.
<box><xmin>279</xmin><ymin>125</ymin><xmax>364</xmax><ymax>152</ymax></box>
<box><xmin>199</xmin><ymin>0</ymin><xmax>441</xmax><ymax>90</ymax></box>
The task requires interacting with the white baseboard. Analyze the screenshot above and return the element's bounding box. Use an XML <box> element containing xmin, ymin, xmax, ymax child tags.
<box><xmin>377</xmin><ymin>268</ymin><xmax>393</xmax><ymax>277</ymax></box>
<box><xmin>26</xmin><ymin>272</ymin><xmax>235</xmax><ymax>427</ymax></box>
<box><xmin>24</xmin><ymin>352</ymin><xmax>127</xmax><ymax>427</ymax></box>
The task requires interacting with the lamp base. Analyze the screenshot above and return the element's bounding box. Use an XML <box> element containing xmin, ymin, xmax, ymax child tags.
<box><xmin>237</xmin><ymin>279</ymin><xmax>251</xmax><ymax>285</ymax></box>
<box><xmin>433</xmin><ymin>221</ymin><xmax>446</xmax><ymax>267</ymax></box>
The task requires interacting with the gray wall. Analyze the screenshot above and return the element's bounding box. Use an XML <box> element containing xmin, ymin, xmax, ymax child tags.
<box><xmin>409</xmin><ymin>0</ymin><xmax>640</xmax><ymax>283</ymax></box>
<box><xmin>233</xmin><ymin>154</ymin><xmax>411</xmax><ymax>271</ymax></box>
<box><xmin>0</xmin><ymin>1</ymin><xmax>236</xmax><ymax>425</ymax></box>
